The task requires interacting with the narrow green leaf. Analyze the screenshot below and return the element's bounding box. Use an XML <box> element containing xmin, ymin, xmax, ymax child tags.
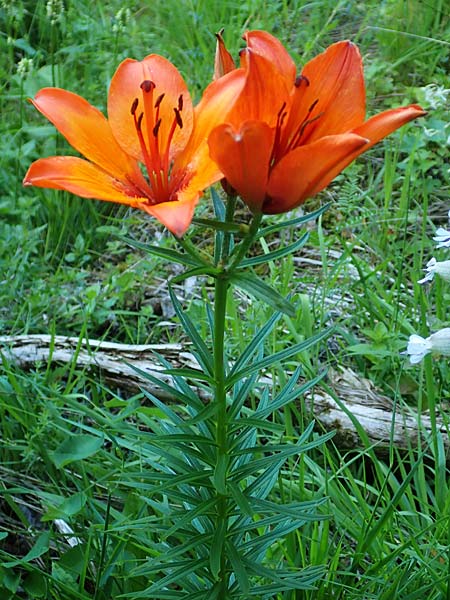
<box><xmin>131</xmin><ymin>364</ymin><xmax>204</xmax><ymax>412</ymax></box>
<box><xmin>210</xmin><ymin>517</ymin><xmax>226</xmax><ymax>579</ymax></box>
<box><xmin>258</xmin><ymin>203</ymin><xmax>330</xmax><ymax>237</ymax></box>
<box><xmin>254</xmin><ymin>370</ymin><xmax>326</xmax><ymax>419</ymax></box>
<box><xmin>241</xmin><ymin>232</ymin><xmax>309</xmax><ymax>267</ymax></box>
<box><xmin>229</xmin><ymin>482</ymin><xmax>254</xmax><ymax>517</ymax></box>
<box><xmin>230</xmin><ymin>417</ymin><xmax>285</xmax><ymax>434</ymax></box>
<box><xmin>121</xmin><ymin>236</ymin><xmax>200</xmax><ymax>267</ymax></box>
<box><xmin>226</xmin><ymin>540</ymin><xmax>250</xmax><ymax>593</ymax></box>
<box><xmin>213</xmin><ymin>454</ymin><xmax>229</xmax><ymax>494</ymax></box>
<box><xmin>192</xmin><ymin>218</ymin><xmax>244</xmax><ymax>233</ymax></box>
<box><xmin>229</xmin><ymin>310</ymin><xmax>282</xmax><ymax>378</ymax></box>
<box><xmin>169</xmin><ymin>265</ymin><xmax>220</xmax><ymax>285</ymax></box>
<box><xmin>226</xmin><ymin>328</ymin><xmax>332</xmax><ymax>389</ymax></box>
<box><xmin>229</xmin><ymin>271</ymin><xmax>295</xmax><ymax>316</ymax></box>
<box><xmin>211</xmin><ymin>186</ymin><xmax>225</xmax><ymax>221</ymax></box>
<box><xmin>161</xmin><ymin>367</ymin><xmax>214</xmax><ymax>384</ymax></box>
<box><xmin>168</xmin><ymin>285</ymin><xmax>213</xmax><ymax>376</ymax></box>
<box><xmin>52</xmin><ymin>434</ymin><xmax>104</xmax><ymax>468</ymax></box>
<box><xmin>163</xmin><ymin>497</ymin><xmax>217</xmax><ymax>538</ymax></box>
<box><xmin>127</xmin><ymin>559</ymin><xmax>208</xmax><ymax>596</ymax></box>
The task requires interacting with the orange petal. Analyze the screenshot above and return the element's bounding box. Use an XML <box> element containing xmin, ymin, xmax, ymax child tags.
<box><xmin>173</xmin><ymin>68</ymin><xmax>247</xmax><ymax>193</ymax></box>
<box><xmin>208</xmin><ymin>121</ymin><xmax>274</xmax><ymax>212</ymax></box>
<box><xmin>214</xmin><ymin>30</ymin><xmax>236</xmax><ymax>79</ymax></box>
<box><xmin>23</xmin><ymin>156</ymin><xmax>145</xmax><ymax>206</ymax></box>
<box><xmin>30</xmin><ymin>88</ymin><xmax>144</xmax><ymax>184</ymax></box>
<box><xmin>143</xmin><ymin>194</ymin><xmax>199</xmax><ymax>237</ymax></box>
<box><xmin>289</xmin><ymin>41</ymin><xmax>366</xmax><ymax>143</ymax></box>
<box><xmin>243</xmin><ymin>30</ymin><xmax>296</xmax><ymax>84</ymax></box>
<box><xmin>108</xmin><ymin>55</ymin><xmax>193</xmax><ymax>164</ymax></box>
<box><xmin>228</xmin><ymin>50</ymin><xmax>291</xmax><ymax>127</ymax></box>
<box><xmin>265</xmin><ymin>133</ymin><xmax>369</xmax><ymax>213</ymax></box>
<box><xmin>352</xmin><ymin>104</ymin><xmax>426</xmax><ymax>148</ymax></box>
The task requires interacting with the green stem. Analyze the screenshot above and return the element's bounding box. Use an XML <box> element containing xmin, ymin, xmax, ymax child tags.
<box><xmin>213</xmin><ymin>272</ymin><xmax>230</xmax><ymax>595</ymax></box>
<box><xmin>211</xmin><ymin>205</ymin><xmax>261</xmax><ymax>596</ymax></box>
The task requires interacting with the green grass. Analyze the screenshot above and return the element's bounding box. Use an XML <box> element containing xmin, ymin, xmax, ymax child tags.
<box><xmin>1</xmin><ymin>0</ymin><xmax>450</xmax><ymax>598</ymax></box>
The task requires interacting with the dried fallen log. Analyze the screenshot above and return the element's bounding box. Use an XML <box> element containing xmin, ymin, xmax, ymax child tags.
<box><xmin>1</xmin><ymin>334</ymin><xmax>448</xmax><ymax>453</ymax></box>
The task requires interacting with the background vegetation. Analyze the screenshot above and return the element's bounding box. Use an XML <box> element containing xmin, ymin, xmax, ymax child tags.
<box><xmin>1</xmin><ymin>0</ymin><xmax>449</xmax><ymax>598</ymax></box>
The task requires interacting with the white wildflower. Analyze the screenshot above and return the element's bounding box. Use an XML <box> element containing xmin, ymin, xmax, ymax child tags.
<box><xmin>423</xmin><ymin>83</ymin><xmax>450</xmax><ymax>110</ymax></box>
<box><xmin>406</xmin><ymin>328</ymin><xmax>450</xmax><ymax>364</ymax></box>
<box><xmin>433</xmin><ymin>227</ymin><xmax>450</xmax><ymax>248</ymax></box>
<box><xmin>418</xmin><ymin>257</ymin><xmax>450</xmax><ymax>284</ymax></box>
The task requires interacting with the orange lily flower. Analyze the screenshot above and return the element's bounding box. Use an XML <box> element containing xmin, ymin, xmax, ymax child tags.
<box><xmin>208</xmin><ymin>31</ymin><xmax>426</xmax><ymax>214</ymax></box>
<box><xmin>23</xmin><ymin>55</ymin><xmax>245</xmax><ymax>236</ymax></box>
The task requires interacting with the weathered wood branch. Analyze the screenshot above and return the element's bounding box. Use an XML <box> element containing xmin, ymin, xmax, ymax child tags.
<box><xmin>1</xmin><ymin>334</ymin><xmax>448</xmax><ymax>453</ymax></box>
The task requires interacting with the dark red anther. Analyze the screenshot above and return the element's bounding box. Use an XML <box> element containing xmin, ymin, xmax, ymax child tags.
<box><xmin>295</xmin><ymin>74</ymin><xmax>310</xmax><ymax>88</ymax></box>
<box><xmin>137</xmin><ymin>112</ymin><xmax>144</xmax><ymax>131</ymax></box>
<box><xmin>130</xmin><ymin>98</ymin><xmax>139</xmax><ymax>115</ymax></box>
<box><xmin>174</xmin><ymin>108</ymin><xmax>183</xmax><ymax>129</ymax></box>
<box><xmin>154</xmin><ymin>93</ymin><xmax>165</xmax><ymax>109</ymax></box>
<box><xmin>308</xmin><ymin>99</ymin><xmax>319</xmax><ymax>113</ymax></box>
<box><xmin>153</xmin><ymin>118</ymin><xmax>162</xmax><ymax>137</ymax></box>
<box><xmin>140</xmin><ymin>80</ymin><xmax>155</xmax><ymax>93</ymax></box>
<box><xmin>178</xmin><ymin>94</ymin><xmax>183</xmax><ymax>111</ymax></box>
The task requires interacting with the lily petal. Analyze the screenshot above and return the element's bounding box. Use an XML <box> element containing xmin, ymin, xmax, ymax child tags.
<box><xmin>244</xmin><ymin>30</ymin><xmax>296</xmax><ymax>85</ymax></box>
<box><xmin>108</xmin><ymin>54</ymin><xmax>194</xmax><ymax>164</ymax></box>
<box><xmin>174</xmin><ymin>68</ymin><xmax>247</xmax><ymax>193</ymax></box>
<box><xmin>292</xmin><ymin>41</ymin><xmax>366</xmax><ymax>143</ymax></box>
<box><xmin>30</xmin><ymin>88</ymin><xmax>144</xmax><ymax>184</ymax></box>
<box><xmin>228</xmin><ymin>50</ymin><xmax>290</xmax><ymax>126</ymax></box>
<box><xmin>143</xmin><ymin>194</ymin><xmax>199</xmax><ymax>237</ymax></box>
<box><xmin>23</xmin><ymin>156</ymin><xmax>145</xmax><ymax>206</ymax></box>
<box><xmin>352</xmin><ymin>104</ymin><xmax>427</xmax><ymax>148</ymax></box>
<box><xmin>265</xmin><ymin>133</ymin><xmax>369</xmax><ymax>213</ymax></box>
<box><xmin>208</xmin><ymin>121</ymin><xmax>274</xmax><ymax>212</ymax></box>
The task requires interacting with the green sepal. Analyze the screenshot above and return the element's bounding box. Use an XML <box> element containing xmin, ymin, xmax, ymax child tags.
<box><xmin>228</xmin><ymin>270</ymin><xmax>296</xmax><ymax>317</ymax></box>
